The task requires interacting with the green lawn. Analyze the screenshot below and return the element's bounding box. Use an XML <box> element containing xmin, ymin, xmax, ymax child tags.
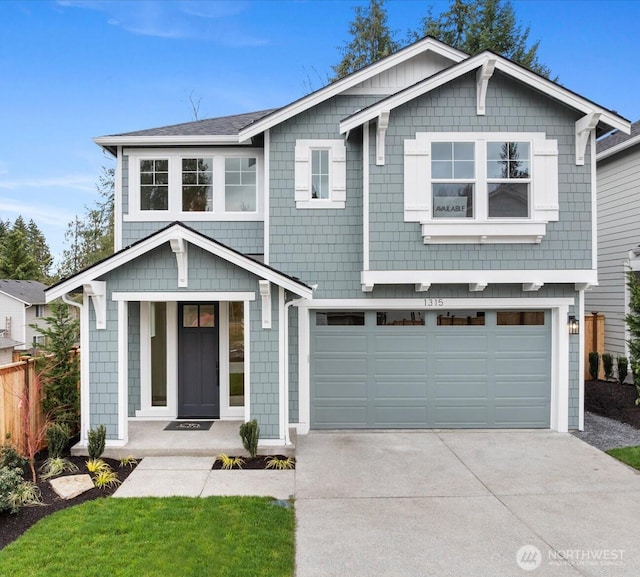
<box><xmin>606</xmin><ymin>446</ymin><xmax>640</xmax><ymax>470</ymax></box>
<box><xmin>0</xmin><ymin>497</ymin><xmax>294</xmax><ymax>577</ymax></box>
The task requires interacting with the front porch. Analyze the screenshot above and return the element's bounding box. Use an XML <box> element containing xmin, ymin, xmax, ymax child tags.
<box><xmin>72</xmin><ymin>420</ymin><xmax>296</xmax><ymax>459</ymax></box>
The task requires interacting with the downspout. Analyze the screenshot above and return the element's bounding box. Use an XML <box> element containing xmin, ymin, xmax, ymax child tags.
<box><xmin>283</xmin><ymin>297</ymin><xmax>303</xmax><ymax>446</ymax></box>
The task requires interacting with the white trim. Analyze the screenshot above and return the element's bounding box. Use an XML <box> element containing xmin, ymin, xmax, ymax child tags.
<box><xmin>299</xmin><ymin>296</ymin><xmax>574</xmax><ymax>433</ymax></box>
<box><xmin>115</xmin><ymin>146</ymin><xmax>123</xmax><ymax>251</ymax></box>
<box><xmin>363</xmin><ymin>121</ymin><xmax>370</xmax><ymax>271</ymax></box>
<box><xmin>575</xmin><ymin>112</ymin><xmax>601</xmax><ymax>166</ymax></box>
<box><xmin>46</xmin><ymin>223</ymin><xmax>313</xmax><ymax>301</ymax></box>
<box><xmin>117</xmin><ymin>300</ymin><xmax>129</xmax><ymax>444</ymax></box>
<box><xmin>80</xmin><ymin>293</ymin><xmax>90</xmax><ymax>444</ymax></box>
<box><xmin>421</xmin><ymin>222</ymin><xmax>546</xmax><ymax>244</ymax></box>
<box><xmin>376</xmin><ymin>111</ymin><xmax>390</xmax><ymax>165</ymax></box>
<box><xmin>243</xmin><ymin>300</ymin><xmax>251</xmax><ymax>423</ymax></box>
<box><xmin>294</xmin><ymin>139</ymin><xmax>346</xmax><ymax>209</ymax></box>
<box><xmin>170</xmin><ymin>237</ymin><xmax>188</xmax><ymax>288</ymax></box>
<box><xmin>122</xmin><ymin>212</ymin><xmax>264</xmax><ymax>223</ymax></box>
<box><xmin>278</xmin><ymin>288</ymin><xmax>286</xmax><ymax>442</ymax></box>
<box><xmin>339</xmin><ymin>52</ymin><xmax>629</xmax><ymax>135</ymax></box>
<box><xmin>295</xmin><ymin>200</ymin><xmax>346</xmax><ymax>210</ymax></box>
<box><xmin>84</xmin><ymin>281</ymin><xmax>107</xmax><ymax>329</ymax></box>
<box><xmin>361</xmin><ymin>269</ymin><xmax>598</xmax><ymax>288</ymax></box>
<box><xmin>219</xmin><ymin>302</ymin><xmax>243</xmax><ymax>419</ymax></box>
<box><xmin>259</xmin><ymin>280</ymin><xmax>272</xmax><ymax>329</ymax></box>
<box><xmin>476</xmin><ymin>57</ymin><xmax>496</xmax><ymax>115</ymax></box>
<box><xmin>238</xmin><ymin>37</ymin><xmax>466</xmax><ymax>141</ymax></box>
<box><xmin>264</xmin><ymin>129</ymin><xmax>270</xmax><ymax>265</ymax></box>
<box><xmin>113</xmin><ymin>291</ymin><xmax>255</xmax><ymax>302</ymax></box>
<box><xmin>597</xmin><ymin>132</ymin><xmax>640</xmax><ymax>161</ymax></box>
<box><xmin>591</xmin><ymin>130</ymin><xmax>598</xmax><ymax>271</ymax></box>
<box><xmin>577</xmin><ymin>290</ymin><xmax>585</xmax><ymax>431</ymax></box>
<box><xmin>95</xmin><ymin>134</ymin><xmax>241</xmax><ymax>147</ymax></box>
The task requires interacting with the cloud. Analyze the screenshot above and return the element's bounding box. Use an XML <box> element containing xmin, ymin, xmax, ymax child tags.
<box><xmin>56</xmin><ymin>0</ymin><xmax>269</xmax><ymax>46</ymax></box>
<box><xmin>0</xmin><ymin>197</ymin><xmax>74</xmax><ymax>229</ymax></box>
<box><xmin>0</xmin><ymin>174</ymin><xmax>95</xmax><ymax>193</ymax></box>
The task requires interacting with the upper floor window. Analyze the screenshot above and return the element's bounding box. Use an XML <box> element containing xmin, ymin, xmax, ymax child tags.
<box><xmin>295</xmin><ymin>139</ymin><xmax>346</xmax><ymax>209</ymax></box>
<box><xmin>404</xmin><ymin>132</ymin><xmax>558</xmax><ymax>244</ymax></box>
<box><xmin>126</xmin><ymin>149</ymin><xmax>263</xmax><ymax>221</ymax></box>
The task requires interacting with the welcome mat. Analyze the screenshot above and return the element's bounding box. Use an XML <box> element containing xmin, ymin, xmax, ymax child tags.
<box><xmin>164</xmin><ymin>421</ymin><xmax>214</xmax><ymax>431</ymax></box>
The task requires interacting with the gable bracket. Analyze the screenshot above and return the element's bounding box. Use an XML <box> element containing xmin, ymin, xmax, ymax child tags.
<box><xmin>523</xmin><ymin>282</ymin><xmax>544</xmax><ymax>292</ymax></box>
<box><xmin>415</xmin><ymin>283</ymin><xmax>431</xmax><ymax>292</ymax></box>
<box><xmin>376</xmin><ymin>111</ymin><xmax>390</xmax><ymax>165</ymax></box>
<box><xmin>575</xmin><ymin>112</ymin><xmax>601</xmax><ymax>165</ymax></box>
<box><xmin>84</xmin><ymin>281</ymin><xmax>107</xmax><ymax>330</ymax></box>
<box><xmin>259</xmin><ymin>280</ymin><xmax>272</xmax><ymax>329</ymax></box>
<box><xmin>476</xmin><ymin>57</ymin><xmax>497</xmax><ymax>116</ymax></box>
<box><xmin>170</xmin><ymin>237</ymin><xmax>188</xmax><ymax>288</ymax></box>
<box><xmin>469</xmin><ymin>282</ymin><xmax>487</xmax><ymax>292</ymax></box>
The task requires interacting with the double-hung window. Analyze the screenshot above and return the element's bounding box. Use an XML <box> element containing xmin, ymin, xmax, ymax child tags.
<box><xmin>404</xmin><ymin>132</ymin><xmax>558</xmax><ymax>243</ymax></box>
<box><xmin>295</xmin><ymin>139</ymin><xmax>346</xmax><ymax>208</ymax></box>
<box><xmin>127</xmin><ymin>149</ymin><xmax>263</xmax><ymax>221</ymax></box>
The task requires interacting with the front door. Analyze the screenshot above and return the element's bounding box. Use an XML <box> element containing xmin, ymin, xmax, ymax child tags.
<box><xmin>178</xmin><ymin>303</ymin><xmax>219</xmax><ymax>418</ymax></box>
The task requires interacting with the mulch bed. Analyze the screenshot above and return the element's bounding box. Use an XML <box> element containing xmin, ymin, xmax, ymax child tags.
<box><xmin>211</xmin><ymin>455</ymin><xmax>295</xmax><ymax>470</ymax></box>
<box><xmin>584</xmin><ymin>379</ymin><xmax>640</xmax><ymax>429</ymax></box>
<box><xmin>0</xmin><ymin>454</ymin><xmax>137</xmax><ymax>551</ymax></box>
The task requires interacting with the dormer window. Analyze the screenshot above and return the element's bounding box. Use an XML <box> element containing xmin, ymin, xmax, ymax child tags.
<box><xmin>126</xmin><ymin>148</ymin><xmax>263</xmax><ymax>221</ymax></box>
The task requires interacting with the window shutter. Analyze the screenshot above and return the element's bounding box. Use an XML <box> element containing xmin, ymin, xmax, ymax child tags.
<box><xmin>404</xmin><ymin>137</ymin><xmax>430</xmax><ymax>222</ymax></box>
<box><xmin>331</xmin><ymin>141</ymin><xmax>347</xmax><ymax>203</ymax></box>
<box><xmin>532</xmin><ymin>138</ymin><xmax>559</xmax><ymax>222</ymax></box>
<box><xmin>294</xmin><ymin>142</ymin><xmax>310</xmax><ymax>202</ymax></box>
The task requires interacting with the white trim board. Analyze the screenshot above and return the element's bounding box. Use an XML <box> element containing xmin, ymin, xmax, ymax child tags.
<box><xmin>298</xmin><ymin>297</ymin><xmax>575</xmax><ymax>309</ymax></box>
<box><xmin>113</xmin><ymin>292</ymin><xmax>256</xmax><ymax>302</ymax></box>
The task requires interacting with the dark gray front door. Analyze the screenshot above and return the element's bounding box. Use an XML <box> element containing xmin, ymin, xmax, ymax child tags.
<box><xmin>178</xmin><ymin>303</ymin><xmax>219</xmax><ymax>418</ymax></box>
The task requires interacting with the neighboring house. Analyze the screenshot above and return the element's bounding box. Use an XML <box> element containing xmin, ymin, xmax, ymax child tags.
<box><xmin>45</xmin><ymin>37</ymin><xmax>630</xmax><ymax>450</ymax></box>
<box><xmin>585</xmin><ymin>121</ymin><xmax>640</xmax><ymax>365</ymax></box>
<box><xmin>0</xmin><ymin>337</ymin><xmax>22</xmax><ymax>365</ymax></box>
<box><xmin>0</xmin><ymin>280</ymin><xmax>50</xmax><ymax>351</ymax></box>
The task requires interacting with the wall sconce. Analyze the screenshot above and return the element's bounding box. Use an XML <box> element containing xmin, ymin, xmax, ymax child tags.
<box><xmin>568</xmin><ymin>314</ymin><xmax>579</xmax><ymax>335</ymax></box>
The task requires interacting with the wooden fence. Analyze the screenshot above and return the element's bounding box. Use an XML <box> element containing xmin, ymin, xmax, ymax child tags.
<box><xmin>584</xmin><ymin>313</ymin><xmax>605</xmax><ymax>380</ymax></box>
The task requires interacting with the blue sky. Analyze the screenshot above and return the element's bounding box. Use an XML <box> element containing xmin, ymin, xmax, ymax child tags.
<box><xmin>1</xmin><ymin>0</ymin><xmax>639</xmax><ymax>264</ymax></box>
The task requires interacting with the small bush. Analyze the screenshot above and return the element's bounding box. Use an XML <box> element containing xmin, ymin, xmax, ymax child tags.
<box><xmin>0</xmin><ymin>467</ymin><xmax>26</xmax><ymax>513</ymax></box>
<box><xmin>265</xmin><ymin>456</ymin><xmax>295</xmax><ymax>470</ymax></box>
<box><xmin>0</xmin><ymin>441</ymin><xmax>26</xmax><ymax>470</ymax></box>
<box><xmin>119</xmin><ymin>455</ymin><xmax>138</xmax><ymax>468</ymax></box>
<box><xmin>86</xmin><ymin>458</ymin><xmax>110</xmax><ymax>474</ymax></box>
<box><xmin>239</xmin><ymin>419</ymin><xmax>260</xmax><ymax>458</ymax></box>
<box><xmin>215</xmin><ymin>454</ymin><xmax>245</xmax><ymax>470</ymax></box>
<box><xmin>40</xmin><ymin>457</ymin><xmax>79</xmax><ymax>480</ymax></box>
<box><xmin>618</xmin><ymin>356</ymin><xmax>629</xmax><ymax>384</ymax></box>
<box><xmin>92</xmin><ymin>469</ymin><xmax>121</xmax><ymax>489</ymax></box>
<box><xmin>87</xmin><ymin>425</ymin><xmax>106</xmax><ymax>460</ymax></box>
<box><xmin>588</xmin><ymin>352</ymin><xmax>600</xmax><ymax>380</ymax></box>
<box><xmin>47</xmin><ymin>423</ymin><xmax>70</xmax><ymax>459</ymax></box>
<box><xmin>603</xmin><ymin>353</ymin><xmax>614</xmax><ymax>381</ymax></box>
<box><xmin>9</xmin><ymin>480</ymin><xmax>42</xmax><ymax>510</ymax></box>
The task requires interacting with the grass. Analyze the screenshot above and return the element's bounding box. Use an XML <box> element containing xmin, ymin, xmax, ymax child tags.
<box><xmin>606</xmin><ymin>445</ymin><xmax>640</xmax><ymax>470</ymax></box>
<box><xmin>0</xmin><ymin>497</ymin><xmax>295</xmax><ymax>577</ymax></box>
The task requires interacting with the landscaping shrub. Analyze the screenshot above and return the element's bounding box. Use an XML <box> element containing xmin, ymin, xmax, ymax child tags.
<box><xmin>588</xmin><ymin>352</ymin><xmax>600</xmax><ymax>380</ymax></box>
<box><xmin>626</xmin><ymin>271</ymin><xmax>640</xmax><ymax>403</ymax></box>
<box><xmin>0</xmin><ymin>467</ymin><xmax>26</xmax><ymax>513</ymax></box>
<box><xmin>239</xmin><ymin>419</ymin><xmax>260</xmax><ymax>458</ymax></box>
<box><xmin>618</xmin><ymin>356</ymin><xmax>629</xmax><ymax>384</ymax></box>
<box><xmin>47</xmin><ymin>423</ymin><xmax>70</xmax><ymax>459</ymax></box>
<box><xmin>0</xmin><ymin>440</ymin><xmax>27</xmax><ymax>470</ymax></box>
<box><xmin>87</xmin><ymin>425</ymin><xmax>106</xmax><ymax>460</ymax></box>
<box><xmin>603</xmin><ymin>353</ymin><xmax>614</xmax><ymax>381</ymax></box>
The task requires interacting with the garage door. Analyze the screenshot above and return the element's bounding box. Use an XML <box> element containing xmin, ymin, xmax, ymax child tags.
<box><xmin>311</xmin><ymin>309</ymin><xmax>551</xmax><ymax>429</ymax></box>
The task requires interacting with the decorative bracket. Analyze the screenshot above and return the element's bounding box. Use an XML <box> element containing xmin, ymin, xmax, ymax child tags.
<box><xmin>575</xmin><ymin>282</ymin><xmax>592</xmax><ymax>291</ymax></box>
<box><xmin>575</xmin><ymin>112</ymin><xmax>601</xmax><ymax>165</ymax></box>
<box><xmin>415</xmin><ymin>283</ymin><xmax>431</xmax><ymax>292</ymax></box>
<box><xmin>170</xmin><ymin>237</ymin><xmax>188</xmax><ymax>288</ymax></box>
<box><xmin>258</xmin><ymin>280</ymin><xmax>271</xmax><ymax>329</ymax></box>
<box><xmin>376</xmin><ymin>111</ymin><xmax>390</xmax><ymax>165</ymax></box>
<box><xmin>476</xmin><ymin>57</ymin><xmax>497</xmax><ymax>116</ymax></box>
<box><xmin>361</xmin><ymin>283</ymin><xmax>374</xmax><ymax>293</ymax></box>
<box><xmin>469</xmin><ymin>282</ymin><xmax>487</xmax><ymax>292</ymax></box>
<box><xmin>83</xmin><ymin>281</ymin><xmax>107</xmax><ymax>330</ymax></box>
<box><xmin>523</xmin><ymin>282</ymin><xmax>544</xmax><ymax>292</ymax></box>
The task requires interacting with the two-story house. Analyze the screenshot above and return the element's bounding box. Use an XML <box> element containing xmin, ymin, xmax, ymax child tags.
<box><xmin>46</xmin><ymin>37</ymin><xmax>629</xmax><ymax>450</ymax></box>
<box><xmin>0</xmin><ymin>279</ymin><xmax>50</xmax><ymax>353</ymax></box>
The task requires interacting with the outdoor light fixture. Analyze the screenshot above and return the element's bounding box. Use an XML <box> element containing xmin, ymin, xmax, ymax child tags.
<box><xmin>568</xmin><ymin>314</ymin><xmax>579</xmax><ymax>335</ymax></box>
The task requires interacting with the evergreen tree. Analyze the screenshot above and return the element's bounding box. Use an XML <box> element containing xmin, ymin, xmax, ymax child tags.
<box><xmin>27</xmin><ymin>219</ymin><xmax>53</xmax><ymax>281</ymax></box>
<box><xmin>331</xmin><ymin>0</ymin><xmax>399</xmax><ymax>81</ymax></box>
<box><xmin>416</xmin><ymin>0</ymin><xmax>551</xmax><ymax>78</ymax></box>
<box><xmin>0</xmin><ymin>216</ymin><xmax>41</xmax><ymax>280</ymax></box>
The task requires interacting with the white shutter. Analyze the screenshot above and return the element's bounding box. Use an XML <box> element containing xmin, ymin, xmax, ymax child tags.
<box><xmin>532</xmin><ymin>138</ymin><xmax>559</xmax><ymax>222</ymax></box>
<box><xmin>294</xmin><ymin>141</ymin><xmax>310</xmax><ymax>202</ymax></box>
<box><xmin>331</xmin><ymin>141</ymin><xmax>347</xmax><ymax>203</ymax></box>
<box><xmin>404</xmin><ymin>136</ymin><xmax>430</xmax><ymax>222</ymax></box>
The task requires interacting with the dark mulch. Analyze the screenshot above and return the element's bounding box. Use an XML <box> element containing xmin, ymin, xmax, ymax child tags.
<box><xmin>212</xmin><ymin>454</ymin><xmax>295</xmax><ymax>470</ymax></box>
<box><xmin>585</xmin><ymin>379</ymin><xmax>640</xmax><ymax>429</ymax></box>
<box><xmin>0</xmin><ymin>454</ymin><xmax>137</xmax><ymax>551</ymax></box>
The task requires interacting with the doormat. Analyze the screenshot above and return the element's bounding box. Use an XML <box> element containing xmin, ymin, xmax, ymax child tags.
<box><xmin>164</xmin><ymin>421</ymin><xmax>214</xmax><ymax>431</ymax></box>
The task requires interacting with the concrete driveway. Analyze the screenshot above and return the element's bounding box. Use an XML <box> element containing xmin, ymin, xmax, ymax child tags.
<box><xmin>294</xmin><ymin>431</ymin><xmax>640</xmax><ymax>577</ymax></box>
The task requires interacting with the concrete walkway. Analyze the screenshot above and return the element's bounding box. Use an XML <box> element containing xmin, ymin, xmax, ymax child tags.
<box><xmin>295</xmin><ymin>431</ymin><xmax>640</xmax><ymax>577</ymax></box>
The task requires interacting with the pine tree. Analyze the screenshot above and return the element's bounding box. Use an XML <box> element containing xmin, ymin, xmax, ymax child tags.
<box><xmin>331</xmin><ymin>0</ymin><xmax>399</xmax><ymax>81</ymax></box>
<box><xmin>0</xmin><ymin>216</ymin><xmax>41</xmax><ymax>280</ymax></box>
<box><xmin>27</xmin><ymin>219</ymin><xmax>53</xmax><ymax>281</ymax></box>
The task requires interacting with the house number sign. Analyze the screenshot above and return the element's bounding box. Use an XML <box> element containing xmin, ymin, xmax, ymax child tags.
<box><xmin>425</xmin><ymin>298</ymin><xmax>444</xmax><ymax>307</ymax></box>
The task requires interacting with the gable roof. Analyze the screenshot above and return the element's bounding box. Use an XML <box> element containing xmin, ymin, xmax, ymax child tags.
<box><xmin>94</xmin><ymin>110</ymin><xmax>277</xmax><ymax>155</ymax></box>
<box><xmin>0</xmin><ymin>280</ymin><xmax>48</xmax><ymax>306</ymax></box>
<box><xmin>0</xmin><ymin>337</ymin><xmax>22</xmax><ymax>349</ymax></box>
<box><xmin>46</xmin><ymin>222</ymin><xmax>313</xmax><ymax>301</ymax></box>
<box><xmin>339</xmin><ymin>50</ymin><xmax>629</xmax><ymax>136</ymax></box>
<box><xmin>597</xmin><ymin>120</ymin><xmax>640</xmax><ymax>161</ymax></box>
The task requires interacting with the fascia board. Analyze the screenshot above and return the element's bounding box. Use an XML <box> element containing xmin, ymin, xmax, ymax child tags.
<box><xmin>238</xmin><ymin>38</ymin><xmax>467</xmax><ymax>141</ymax></box>
<box><xmin>597</xmin><ymin>133</ymin><xmax>640</xmax><ymax>161</ymax></box>
<box><xmin>46</xmin><ymin>224</ymin><xmax>312</xmax><ymax>302</ymax></box>
<box><xmin>340</xmin><ymin>53</ymin><xmax>630</xmax><ymax>135</ymax></box>
<box><xmin>93</xmin><ymin>135</ymin><xmax>241</xmax><ymax>148</ymax></box>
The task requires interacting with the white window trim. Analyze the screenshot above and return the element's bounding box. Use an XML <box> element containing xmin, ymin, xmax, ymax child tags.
<box><xmin>404</xmin><ymin>132</ymin><xmax>558</xmax><ymax>244</ymax></box>
<box><xmin>295</xmin><ymin>139</ymin><xmax>346</xmax><ymax>209</ymax></box>
<box><xmin>124</xmin><ymin>148</ymin><xmax>264</xmax><ymax>222</ymax></box>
